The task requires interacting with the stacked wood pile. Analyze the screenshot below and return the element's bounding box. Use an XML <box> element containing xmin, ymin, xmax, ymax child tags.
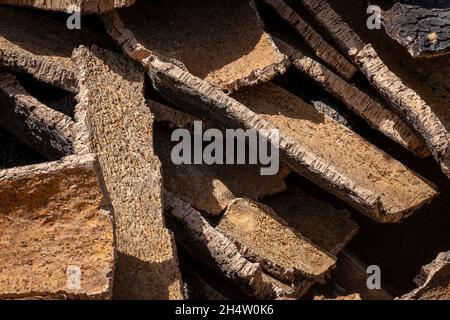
<box><xmin>0</xmin><ymin>0</ymin><xmax>449</xmax><ymax>300</ymax></box>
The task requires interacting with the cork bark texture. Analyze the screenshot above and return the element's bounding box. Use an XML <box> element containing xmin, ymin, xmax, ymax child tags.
<box><xmin>217</xmin><ymin>199</ymin><xmax>336</xmax><ymax>285</ymax></box>
<box><xmin>72</xmin><ymin>46</ymin><xmax>183</xmax><ymax>300</ymax></box>
<box><xmin>232</xmin><ymin>83</ymin><xmax>438</xmax><ymax>222</ymax></box>
<box><xmin>303</xmin><ymin>0</ymin><xmax>450</xmax><ymax>179</ymax></box>
<box><xmin>382</xmin><ymin>1</ymin><xmax>450</xmax><ymax>58</ymax></box>
<box><xmin>0</xmin><ymin>7</ymin><xmax>112</xmax><ymax>92</ymax></box>
<box><xmin>402</xmin><ymin>251</ymin><xmax>450</xmax><ymax>300</ymax></box>
<box><xmin>0</xmin><ymin>154</ymin><xmax>114</xmax><ymax>300</ymax></box>
<box><xmin>260</xmin><ymin>0</ymin><xmax>357</xmax><ymax>80</ymax></box>
<box><xmin>0</xmin><ymin>0</ymin><xmax>136</xmax><ymax>13</ymax></box>
<box><xmin>0</xmin><ymin>70</ymin><xmax>76</xmax><ymax>159</ymax></box>
<box><xmin>112</xmin><ymin>0</ymin><xmax>288</xmax><ymax>93</ymax></box>
<box><xmin>274</xmin><ymin>38</ymin><xmax>429</xmax><ymax>158</ymax></box>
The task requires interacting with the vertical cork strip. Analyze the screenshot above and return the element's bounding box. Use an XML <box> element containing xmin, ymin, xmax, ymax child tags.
<box><xmin>72</xmin><ymin>46</ymin><xmax>184</xmax><ymax>300</ymax></box>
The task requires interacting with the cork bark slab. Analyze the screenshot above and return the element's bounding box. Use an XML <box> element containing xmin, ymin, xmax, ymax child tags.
<box><xmin>402</xmin><ymin>251</ymin><xmax>450</xmax><ymax>300</ymax></box>
<box><xmin>259</xmin><ymin>0</ymin><xmax>357</xmax><ymax>80</ymax></box>
<box><xmin>232</xmin><ymin>82</ymin><xmax>438</xmax><ymax>222</ymax></box>
<box><xmin>0</xmin><ymin>7</ymin><xmax>112</xmax><ymax>92</ymax></box>
<box><xmin>0</xmin><ymin>0</ymin><xmax>136</xmax><ymax>13</ymax></box>
<box><xmin>0</xmin><ymin>154</ymin><xmax>114</xmax><ymax>300</ymax></box>
<box><xmin>72</xmin><ymin>46</ymin><xmax>183</xmax><ymax>300</ymax></box>
<box><xmin>112</xmin><ymin>0</ymin><xmax>288</xmax><ymax>93</ymax></box>
<box><xmin>301</xmin><ymin>0</ymin><xmax>450</xmax><ymax>179</ymax></box>
<box><xmin>274</xmin><ymin>38</ymin><xmax>430</xmax><ymax>158</ymax></box>
<box><xmin>217</xmin><ymin>199</ymin><xmax>336</xmax><ymax>285</ymax></box>
<box><xmin>382</xmin><ymin>1</ymin><xmax>450</xmax><ymax>58</ymax></box>
<box><xmin>164</xmin><ymin>192</ymin><xmax>274</xmax><ymax>299</ymax></box>
<box><xmin>0</xmin><ymin>70</ymin><xmax>76</xmax><ymax>159</ymax></box>
<box><xmin>152</xmin><ymin>106</ymin><xmax>290</xmax><ymax>216</ymax></box>
<box><xmin>103</xmin><ymin>12</ymin><xmax>437</xmax><ymax>221</ymax></box>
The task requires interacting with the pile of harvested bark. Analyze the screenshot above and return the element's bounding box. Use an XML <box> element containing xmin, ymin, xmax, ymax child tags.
<box><xmin>0</xmin><ymin>0</ymin><xmax>449</xmax><ymax>300</ymax></box>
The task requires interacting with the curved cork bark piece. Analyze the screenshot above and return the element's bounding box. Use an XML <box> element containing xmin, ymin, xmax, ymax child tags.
<box><xmin>217</xmin><ymin>199</ymin><xmax>336</xmax><ymax>285</ymax></box>
<box><xmin>0</xmin><ymin>70</ymin><xmax>76</xmax><ymax>159</ymax></box>
<box><xmin>0</xmin><ymin>7</ymin><xmax>112</xmax><ymax>92</ymax></box>
<box><xmin>154</xmin><ymin>123</ymin><xmax>289</xmax><ymax>216</ymax></box>
<box><xmin>299</xmin><ymin>0</ymin><xmax>450</xmax><ymax>178</ymax></box>
<box><xmin>274</xmin><ymin>38</ymin><xmax>430</xmax><ymax>158</ymax></box>
<box><xmin>382</xmin><ymin>1</ymin><xmax>450</xmax><ymax>58</ymax></box>
<box><xmin>103</xmin><ymin>11</ymin><xmax>437</xmax><ymax>221</ymax></box>
<box><xmin>401</xmin><ymin>251</ymin><xmax>450</xmax><ymax>300</ymax></box>
<box><xmin>72</xmin><ymin>46</ymin><xmax>184</xmax><ymax>300</ymax></box>
<box><xmin>164</xmin><ymin>192</ymin><xmax>274</xmax><ymax>299</ymax></box>
<box><xmin>0</xmin><ymin>0</ymin><xmax>136</xmax><ymax>13</ymax></box>
<box><xmin>259</xmin><ymin>0</ymin><xmax>356</xmax><ymax>80</ymax></box>
<box><xmin>112</xmin><ymin>0</ymin><xmax>288</xmax><ymax>93</ymax></box>
<box><xmin>233</xmin><ymin>83</ymin><xmax>438</xmax><ymax>222</ymax></box>
<box><xmin>0</xmin><ymin>154</ymin><xmax>114</xmax><ymax>300</ymax></box>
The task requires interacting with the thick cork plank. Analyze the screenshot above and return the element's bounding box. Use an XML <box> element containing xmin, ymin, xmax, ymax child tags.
<box><xmin>382</xmin><ymin>1</ymin><xmax>450</xmax><ymax>58</ymax></box>
<box><xmin>0</xmin><ymin>154</ymin><xmax>114</xmax><ymax>300</ymax></box>
<box><xmin>152</xmin><ymin>107</ymin><xmax>290</xmax><ymax>216</ymax></box>
<box><xmin>0</xmin><ymin>7</ymin><xmax>112</xmax><ymax>92</ymax></box>
<box><xmin>0</xmin><ymin>0</ymin><xmax>136</xmax><ymax>13</ymax></box>
<box><xmin>164</xmin><ymin>192</ymin><xmax>274</xmax><ymax>299</ymax></box>
<box><xmin>103</xmin><ymin>12</ymin><xmax>437</xmax><ymax>221</ymax></box>
<box><xmin>259</xmin><ymin>0</ymin><xmax>356</xmax><ymax>80</ymax></box>
<box><xmin>112</xmin><ymin>0</ymin><xmax>288</xmax><ymax>93</ymax></box>
<box><xmin>0</xmin><ymin>70</ymin><xmax>76</xmax><ymax>159</ymax></box>
<box><xmin>263</xmin><ymin>184</ymin><xmax>358</xmax><ymax>256</ymax></box>
<box><xmin>232</xmin><ymin>82</ymin><xmax>438</xmax><ymax>222</ymax></box>
<box><xmin>274</xmin><ymin>38</ymin><xmax>429</xmax><ymax>158</ymax></box>
<box><xmin>300</xmin><ymin>0</ymin><xmax>450</xmax><ymax>179</ymax></box>
<box><xmin>402</xmin><ymin>251</ymin><xmax>450</xmax><ymax>300</ymax></box>
<box><xmin>72</xmin><ymin>46</ymin><xmax>183</xmax><ymax>300</ymax></box>
<box><xmin>217</xmin><ymin>199</ymin><xmax>336</xmax><ymax>285</ymax></box>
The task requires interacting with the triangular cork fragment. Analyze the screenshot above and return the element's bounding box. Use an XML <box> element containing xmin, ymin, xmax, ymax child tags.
<box><xmin>232</xmin><ymin>82</ymin><xmax>438</xmax><ymax>222</ymax></box>
<box><xmin>102</xmin><ymin>12</ymin><xmax>437</xmax><ymax>221</ymax></box>
<box><xmin>164</xmin><ymin>192</ymin><xmax>274</xmax><ymax>299</ymax></box>
<box><xmin>217</xmin><ymin>199</ymin><xmax>336</xmax><ymax>285</ymax></box>
<box><xmin>298</xmin><ymin>0</ymin><xmax>450</xmax><ymax>179</ymax></box>
<box><xmin>0</xmin><ymin>154</ymin><xmax>114</xmax><ymax>300</ymax></box>
<box><xmin>382</xmin><ymin>1</ymin><xmax>450</xmax><ymax>58</ymax></box>
<box><xmin>258</xmin><ymin>0</ymin><xmax>357</xmax><ymax>80</ymax></box>
<box><xmin>263</xmin><ymin>184</ymin><xmax>358</xmax><ymax>256</ymax></box>
<box><xmin>112</xmin><ymin>0</ymin><xmax>288</xmax><ymax>93</ymax></box>
<box><xmin>0</xmin><ymin>0</ymin><xmax>136</xmax><ymax>13</ymax></box>
<box><xmin>152</xmin><ymin>106</ymin><xmax>290</xmax><ymax>216</ymax></box>
<box><xmin>401</xmin><ymin>251</ymin><xmax>450</xmax><ymax>300</ymax></box>
<box><xmin>0</xmin><ymin>7</ymin><xmax>113</xmax><ymax>93</ymax></box>
<box><xmin>72</xmin><ymin>46</ymin><xmax>183</xmax><ymax>300</ymax></box>
<box><xmin>274</xmin><ymin>38</ymin><xmax>430</xmax><ymax>158</ymax></box>
<box><xmin>0</xmin><ymin>70</ymin><xmax>76</xmax><ymax>159</ymax></box>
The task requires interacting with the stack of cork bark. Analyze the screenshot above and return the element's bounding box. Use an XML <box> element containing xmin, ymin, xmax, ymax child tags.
<box><xmin>0</xmin><ymin>0</ymin><xmax>449</xmax><ymax>300</ymax></box>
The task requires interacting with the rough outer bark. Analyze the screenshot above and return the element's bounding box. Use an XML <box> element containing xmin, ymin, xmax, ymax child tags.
<box><xmin>0</xmin><ymin>7</ymin><xmax>112</xmax><ymax>92</ymax></box>
<box><xmin>0</xmin><ymin>70</ymin><xmax>76</xmax><ymax>159</ymax></box>
<box><xmin>299</xmin><ymin>0</ymin><xmax>450</xmax><ymax>179</ymax></box>
<box><xmin>401</xmin><ymin>251</ymin><xmax>450</xmax><ymax>300</ymax></box>
<box><xmin>382</xmin><ymin>1</ymin><xmax>450</xmax><ymax>58</ymax></box>
<box><xmin>307</xmin><ymin>251</ymin><xmax>393</xmax><ymax>300</ymax></box>
<box><xmin>217</xmin><ymin>199</ymin><xmax>336</xmax><ymax>285</ymax></box>
<box><xmin>164</xmin><ymin>192</ymin><xmax>274</xmax><ymax>299</ymax></box>
<box><xmin>113</xmin><ymin>0</ymin><xmax>288</xmax><ymax>93</ymax></box>
<box><xmin>274</xmin><ymin>38</ymin><xmax>430</xmax><ymax>158</ymax></box>
<box><xmin>154</xmin><ymin>124</ymin><xmax>290</xmax><ymax>216</ymax></box>
<box><xmin>72</xmin><ymin>46</ymin><xmax>184</xmax><ymax>300</ymax></box>
<box><xmin>103</xmin><ymin>11</ymin><xmax>438</xmax><ymax>222</ymax></box>
<box><xmin>0</xmin><ymin>0</ymin><xmax>136</xmax><ymax>13</ymax></box>
<box><xmin>0</xmin><ymin>154</ymin><xmax>115</xmax><ymax>300</ymax></box>
<box><xmin>263</xmin><ymin>184</ymin><xmax>358</xmax><ymax>256</ymax></box>
<box><xmin>259</xmin><ymin>0</ymin><xmax>357</xmax><ymax>80</ymax></box>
